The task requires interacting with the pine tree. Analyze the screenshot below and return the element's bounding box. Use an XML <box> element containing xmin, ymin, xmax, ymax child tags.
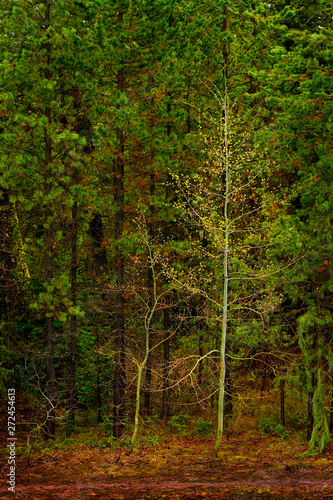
<box><xmin>0</xmin><ymin>0</ymin><xmax>95</xmax><ymax>438</ymax></box>
<box><xmin>254</xmin><ymin>0</ymin><xmax>333</xmax><ymax>452</ymax></box>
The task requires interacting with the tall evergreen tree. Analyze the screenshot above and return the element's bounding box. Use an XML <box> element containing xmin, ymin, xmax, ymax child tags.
<box><xmin>0</xmin><ymin>0</ymin><xmax>95</xmax><ymax>438</ymax></box>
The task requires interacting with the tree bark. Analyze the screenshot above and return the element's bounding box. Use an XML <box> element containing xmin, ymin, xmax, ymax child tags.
<box><xmin>212</xmin><ymin>92</ymin><xmax>230</xmax><ymax>458</ymax></box>
<box><xmin>162</xmin><ymin>306</ymin><xmax>170</xmax><ymax>421</ymax></box>
<box><xmin>113</xmin><ymin>49</ymin><xmax>126</xmax><ymax>436</ymax></box>
<box><xmin>280</xmin><ymin>378</ymin><xmax>286</xmax><ymax>427</ymax></box>
<box><xmin>113</xmin><ymin>140</ymin><xmax>126</xmax><ymax>437</ymax></box>
<box><xmin>68</xmin><ymin>199</ymin><xmax>78</xmax><ymax>423</ymax></box>
<box><xmin>144</xmin><ymin>174</ymin><xmax>156</xmax><ymax>416</ymax></box>
<box><xmin>43</xmin><ymin>83</ymin><xmax>56</xmax><ymax>439</ymax></box>
<box><xmin>307</xmin><ymin>372</ymin><xmax>315</xmax><ymax>442</ymax></box>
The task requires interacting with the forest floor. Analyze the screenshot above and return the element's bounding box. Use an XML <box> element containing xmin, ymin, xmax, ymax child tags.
<box><xmin>2</xmin><ymin>432</ymin><xmax>333</xmax><ymax>500</ymax></box>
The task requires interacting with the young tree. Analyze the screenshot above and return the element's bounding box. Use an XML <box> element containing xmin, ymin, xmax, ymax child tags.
<box><xmin>169</xmin><ymin>81</ymin><xmax>287</xmax><ymax>456</ymax></box>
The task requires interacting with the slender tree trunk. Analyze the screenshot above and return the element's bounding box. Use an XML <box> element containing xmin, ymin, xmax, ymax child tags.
<box><xmin>113</xmin><ymin>138</ymin><xmax>126</xmax><ymax>437</ymax></box>
<box><xmin>222</xmin><ymin>6</ymin><xmax>228</xmax><ymax>75</ymax></box>
<box><xmin>44</xmin><ymin>212</ymin><xmax>56</xmax><ymax>440</ymax></box>
<box><xmin>113</xmin><ymin>48</ymin><xmax>126</xmax><ymax>436</ymax></box>
<box><xmin>42</xmin><ymin>4</ymin><xmax>56</xmax><ymax>441</ymax></box>
<box><xmin>130</xmin><ymin>244</ymin><xmax>157</xmax><ymax>452</ymax></box>
<box><xmin>144</xmin><ymin>174</ymin><xmax>156</xmax><ymax>415</ymax></box>
<box><xmin>224</xmin><ymin>341</ymin><xmax>232</xmax><ymax>417</ymax></box>
<box><xmin>144</xmin><ymin>330</ymin><xmax>152</xmax><ymax>415</ymax></box>
<box><xmin>212</xmin><ymin>92</ymin><xmax>230</xmax><ymax>458</ymax></box>
<box><xmin>162</xmin><ymin>306</ymin><xmax>170</xmax><ymax>421</ymax></box>
<box><xmin>144</xmin><ymin>336</ymin><xmax>152</xmax><ymax>415</ymax></box>
<box><xmin>96</xmin><ymin>351</ymin><xmax>103</xmax><ymax>423</ymax></box>
<box><xmin>280</xmin><ymin>378</ymin><xmax>286</xmax><ymax>427</ymax></box>
<box><xmin>307</xmin><ymin>372</ymin><xmax>315</xmax><ymax>442</ymax></box>
<box><xmin>330</xmin><ymin>384</ymin><xmax>333</xmax><ymax>434</ymax></box>
<box><xmin>68</xmin><ymin>199</ymin><xmax>78</xmax><ymax>423</ymax></box>
<box><xmin>44</xmin><ymin>315</ymin><xmax>56</xmax><ymax>440</ymax></box>
<box><xmin>198</xmin><ymin>331</ymin><xmax>203</xmax><ymax>386</ymax></box>
<box><xmin>161</xmin><ymin>89</ymin><xmax>172</xmax><ymax>421</ymax></box>
<box><xmin>130</xmin><ymin>316</ymin><xmax>151</xmax><ymax>452</ymax></box>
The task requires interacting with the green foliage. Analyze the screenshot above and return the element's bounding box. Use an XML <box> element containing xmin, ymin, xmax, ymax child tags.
<box><xmin>169</xmin><ymin>414</ymin><xmax>191</xmax><ymax>434</ymax></box>
<box><xmin>257</xmin><ymin>417</ymin><xmax>290</xmax><ymax>441</ymax></box>
<box><xmin>0</xmin><ymin>0</ymin><xmax>331</xmax><ymax>455</ymax></box>
<box><xmin>194</xmin><ymin>418</ymin><xmax>213</xmax><ymax>436</ymax></box>
<box><xmin>143</xmin><ymin>432</ymin><xmax>161</xmax><ymax>448</ymax></box>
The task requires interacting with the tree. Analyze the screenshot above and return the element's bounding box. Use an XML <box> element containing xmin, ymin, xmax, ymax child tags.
<box><xmin>0</xmin><ymin>0</ymin><xmax>94</xmax><ymax>438</ymax></box>
<box><xmin>169</xmin><ymin>80</ymin><xmax>288</xmax><ymax>456</ymax></box>
<box><xmin>253</xmin><ymin>0</ymin><xmax>333</xmax><ymax>452</ymax></box>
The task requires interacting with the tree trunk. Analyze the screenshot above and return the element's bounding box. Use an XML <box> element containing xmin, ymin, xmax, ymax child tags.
<box><xmin>44</xmin><ymin>315</ymin><xmax>56</xmax><ymax>440</ymax></box>
<box><xmin>224</xmin><ymin>341</ymin><xmax>233</xmax><ymax>418</ymax></box>
<box><xmin>113</xmin><ymin>58</ymin><xmax>126</xmax><ymax>436</ymax></box>
<box><xmin>68</xmin><ymin>199</ymin><xmax>78</xmax><ymax>423</ymax></box>
<box><xmin>144</xmin><ymin>345</ymin><xmax>152</xmax><ymax>415</ymax></box>
<box><xmin>162</xmin><ymin>307</ymin><xmax>170</xmax><ymax>421</ymax></box>
<box><xmin>43</xmin><ymin>98</ymin><xmax>56</xmax><ymax>439</ymax></box>
<box><xmin>144</xmin><ymin>175</ymin><xmax>156</xmax><ymax>416</ymax></box>
<box><xmin>212</xmin><ymin>92</ymin><xmax>230</xmax><ymax>458</ymax></box>
<box><xmin>307</xmin><ymin>372</ymin><xmax>315</xmax><ymax>442</ymax></box>
<box><xmin>43</xmin><ymin>213</ymin><xmax>56</xmax><ymax>440</ymax></box>
<box><xmin>161</xmin><ymin>90</ymin><xmax>172</xmax><ymax>422</ymax></box>
<box><xmin>280</xmin><ymin>378</ymin><xmax>286</xmax><ymax>427</ymax></box>
<box><xmin>330</xmin><ymin>384</ymin><xmax>333</xmax><ymax>434</ymax></box>
<box><xmin>96</xmin><ymin>351</ymin><xmax>103</xmax><ymax>423</ymax></box>
<box><xmin>198</xmin><ymin>332</ymin><xmax>203</xmax><ymax>386</ymax></box>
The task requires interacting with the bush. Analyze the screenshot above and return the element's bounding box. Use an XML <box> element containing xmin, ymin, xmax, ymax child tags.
<box><xmin>194</xmin><ymin>418</ymin><xmax>212</xmax><ymax>436</ymax></box>
<box><xmin>257</xmin><ymin>416</ymin><xmax>290</xmax><ymax>440</ymax></box>
<box><xmin>169</xmin><ymin>414</ymin><xmax>191</xmax><ymax>433</ymax></box>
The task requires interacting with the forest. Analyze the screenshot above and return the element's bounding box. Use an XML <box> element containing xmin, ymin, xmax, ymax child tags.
<box><xmin>0</xmin><ymin>1</ymin><xmax>333</xmax><ymax>494</ymax></box>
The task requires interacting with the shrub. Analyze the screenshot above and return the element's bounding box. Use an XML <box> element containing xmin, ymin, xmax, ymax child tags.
<box><xmin>257</xmin><ymin>416</ymin><xmax>290</xmax><ymax>440</ymax></box>
<box><xmin>194</xmin><ymin>418</ymin><xmax>212</xmax><ymax>436</ymax></box>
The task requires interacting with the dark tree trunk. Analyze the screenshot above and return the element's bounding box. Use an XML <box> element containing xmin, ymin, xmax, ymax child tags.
<box><xmin>222</xmin><ymin>6</ymin><xmax>228</xmax><ymax>75</ymax></box>
<box><xmin>143</xmin><ymin>174</ymin><xmax>156</xmax><ymax>416</ymax></box>
<box><xmin>161</xmin><ymin>307</ymin><xmax>170</xmax><ymax>421</ymax></box>
<box><xmin>89</xmin><ymin>213</ymin><xmax>107</xmax><ymax>269</ymax></box>
<box><xmin>113</xmin><ymin>140</ymin><xmax>126</xmax><ymax>437</ymax></box>
<box><xmin>44</xmin><ymin>315</ymin><xmax>56</xmax><ymax>440</ymax></box>
<box><xmin>68</xmin><ymin>199</ymin><xmax>78</xmax><ymax>423</ymax></box>
<box><xmin>280</xmin><ymin>378</ymin><xmax>286</xmax><ymax>427</ymax></box>
<box><xmin>307</xmin><ymin>372</ymin><xmax>315</xmax><ymax>442</ymax></box>
<box><xmin>97</xmin><ymin>352</ymin><xmax>103</xmax><ymax>423</ymax></box>
<box><xmin>43</xmin><ymin>192</ymin><xmax>56</xmax><ymax>440</ymax></box>
<box><xmin>43</xmin><ymin>224</ymin><xmax>56</xmax><ymax>440</ymax></box>
<box><xmin>143</xmin><ymin>259</ymin><xmax>153</xmax><ymax>416</ymax></box>
<box><xmin>43</xmin><ymin>95</ymin><xmax>56</xmax><ymax>439</ymax></box>
<box><xmin>160</xmin><ymin>89</ymin><xmax>173</xmax><ymax>421</ymax></box>
<box><xmin>198</xmin><ymin>332</ymin><xmax>203</xmax><ymax>387</ymax></box>
<box><xmin>330</xmin><ymin>385</ymin><xmax>333</xmax><ymax>434</ymax></box>
<box><xmin>307</xmin><ymin>373</ymin><xmax>315</xmax><ymax>441</ymax></box>
<box><xmin>113</xmin><ymin>52</ymin><xmax>126</xmax><ymax>436</ymax></box>
<box><xmin>144</xmin><ymin>353</ymin><xmax>152</xmax><ymax>415</ymax></box>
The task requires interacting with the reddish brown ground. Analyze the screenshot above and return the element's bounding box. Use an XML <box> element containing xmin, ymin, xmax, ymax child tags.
<box><xmin>2</xmin><ymin>434</ymin><xmax>333</xmax><ymax>499</ymax></box>
<box><xmin>0</xmin><ymin>434</ymin><xmax>333</xmax><ymax>500</ymax></box>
